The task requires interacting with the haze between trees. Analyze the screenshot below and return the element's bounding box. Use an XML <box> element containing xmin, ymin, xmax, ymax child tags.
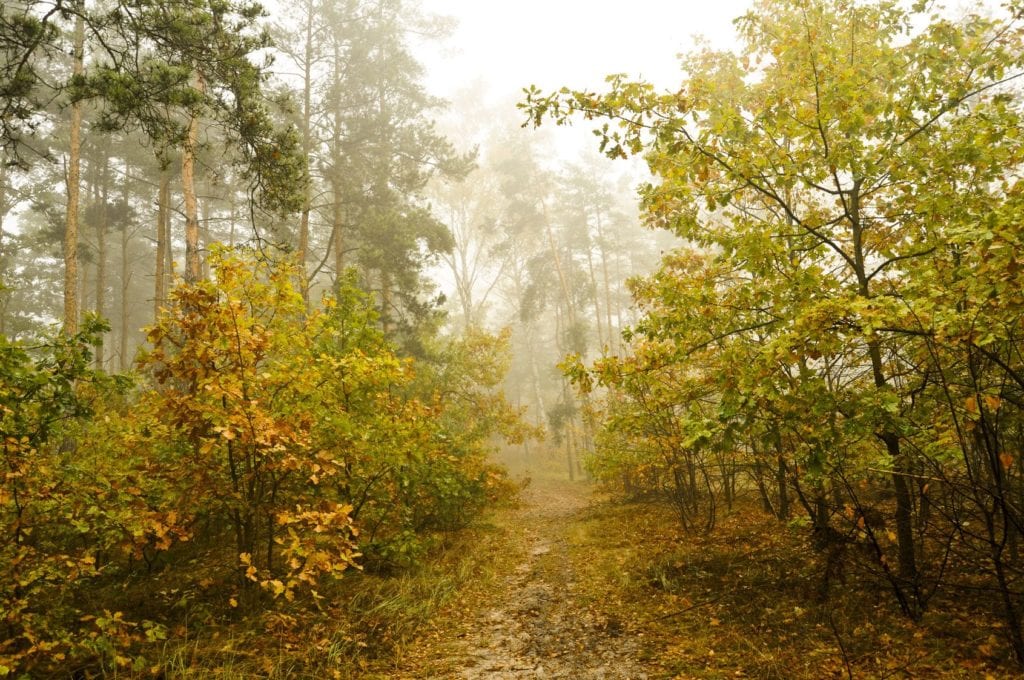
<box><xmin>2</xmin><ymin>0</ymin><xmax>1024</xmax><ymax>676</ymax></box>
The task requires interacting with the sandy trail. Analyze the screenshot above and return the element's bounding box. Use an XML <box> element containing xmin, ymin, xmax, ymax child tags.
<box><xmin>451</xmin><ymin>480</ymin><xmax>650</xmax><ymax>680</ymax></box>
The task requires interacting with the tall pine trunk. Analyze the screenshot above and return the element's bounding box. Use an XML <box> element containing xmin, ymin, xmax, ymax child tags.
<box><xmin>154</xmin><ymin>170</ymin><xmax>170</xmax><ymax>320</ymax></box>
<box><xmin>584</xmin><ymin>230</ymin><xmax>605</xmax><ymax>348</ymax></box>
<box><xmin>329</xmin><ymin>37</ymin><xmax>345</xmax><ymax>297</ymax></box>
<box><xmin>595</xmin><ymin>210</ymin><xmax>616</xmax><ymax>352</ymax></box>
<box><xmin>0</xmin><ymin>163</ymin><xmax>7</xmax><ymax>335</ymax></box>
<box><xmin>119</xmin><ymin>173</ymin><xmax>131</xmax><ymax>371</ymax></box>
<box><xmin>119</xmin><ymin>227</ymin><xmax>131</xmax><ymax>370</ymax></box>
<box><xmin>379</xmin><ymin>270</ymin><xmax>392</xmax><ymax>335</ymax></box>
<box><xmin>63</xmin><ymin>11</ymin><xmax>85</xmax><ymax>335</ymax></box>
<box><xmin>94</xmin><ymin>151</ymin><xmax>109</xmax><ymax>368</ymax></box>
<box><xmin>296</xmin><ymin>3</ymin><xmax>314</xmax><ymax>304</ymax></box>
<box><xmin>182</xmin><ymin>73</ymin><xmax>205</xmax><ymax>283</ymax></box>
<box><xmin>200</xmin><ymin>179</ymin><xmax>211</xmax><ymax>280</ymax></box>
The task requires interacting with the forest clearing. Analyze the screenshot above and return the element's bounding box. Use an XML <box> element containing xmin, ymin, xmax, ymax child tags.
<box><xmin>4</xmin><ymin>0</ymin><xmax>1024</xmax><ymax>677</ymax></box>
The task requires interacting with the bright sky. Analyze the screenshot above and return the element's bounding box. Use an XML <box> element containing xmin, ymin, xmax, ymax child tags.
<box><xmin>414</xmin><ymin>1</ymin><xmax>755</xmax><ymax>304</ymax></box>
<box><xmin>417</xmin><ymin>0</ymin><xmax>754</xmax><ymax>127</ymax></box>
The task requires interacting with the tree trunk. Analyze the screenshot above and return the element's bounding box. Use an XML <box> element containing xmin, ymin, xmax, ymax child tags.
<box><xmin>509</xmin><ymin>260</ymin><xmax>546</xmax><ymax>426</ymax></box>
<box><xmin>544</xmin><ymin>201</ymin><xmax>592</xmax><ymax>461</ymax></box>
<box><xmin>379</xmin><ymin>270</ymin><xmax>392</xmax><ymax>335</ymax></box>
<box><xmin>120</xmin><ymin>227</ymin><xmax>131</xmax><ymax>370</ymax></box>
<box><xmin>614</xmin><ymin>251</ymin><xmax>625</xmax><ymax>347</ymax></box>
<box><xmin>329</xmin><ymin>37</ymin><xmax>345</xmax><ymax>296</ymax></box>
<box><xmin>200</xmin><ymin>179</ymin><xmax>211</xmax><ymax>280</ymax></box>
<box><xmin>595</xmin><ymin>210</ymin><xmax>616</xmax><ymax>352</ymax></box>
<box><xmin>850</xmin><ymin>178</ymin><xmax>920</xmax><ymax>612</ymax></box>
<box><xmin>79</xmin><ymin>251</ymin><xmax>90</xmax><ymax>324</ymax></box>
<box><xmin>94</xmin><ymin>152</ymin><xmax>109</xmax><ymax>369</ymax></box>
<box><xmin>777</xmin><ymin>453</ymin><xmax>790</xmax><ymax>519</ymax></box>
<box><xmin>63</xmin><ymin>11</ymin><xmax>85</xmax><ymax>336</ymax></box>
<box><xmin>584</xmin><ymin>231</ymin><xmax>605</xmax><ymax>349</ymax></box>
<box><xmin>296</xmin><ymin>2</ymin><xmax>314</xmax><ymax>304</ymax></box>
<box><xmin>154</xmin><ymin>170</ymin><xmax>170</xmax><ymax>320</ymax></box>
<box><xmin>541</xmin><ymin>201</ymin><xmax>576</xmax><ymax>336</ymax></box>
<box><xmin>527</xmin><ymin>328</ymin><xmax>547</xmax><ymax>425</ymax></box>
<box><xmin>0</xmin><ymin>164</ymin><xmax>7</xmax><ymax>335</ymax></box>
<box><xmin>0</xmin><ymin>163</ymin><xmax>6</xmax><ymax>249</ymax></box>
<box><xmin>566</xmin><ymin>421</ymin><xmax>575</xmax><ymax>482</ymax></box>
<box><xmin>182</xmin><ymin>73</ymin><xmax>205</xmax><ymax>283</ymax></box>
<box><xmin>119</xmin><ymin>174</ymin><xmax>131</xmax><ymax>371</ymax></box>
<box><xmin>228</xmin><ymin>194</ymin><xmax>238</xmax><ymax>246</ymax></box>
<box><xmin>165</xmin><ymin>176</ymin><xmax>173</xmax><ymax>287</ymax></box>
<box><xmin>331</xmin><ymin>183</ymin><xmax>344</xmax><ymax>294</ymax></box>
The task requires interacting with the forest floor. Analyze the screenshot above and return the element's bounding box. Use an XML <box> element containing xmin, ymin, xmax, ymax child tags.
<box><xmin>361</xmin><ymin>472</ymin><xmax>1020</xmax><ymax>680</ymax></box>
<box><xmin>380</xmin><ymin>478</ymin><xmax>650</xmax><ymax>679</ymax></box>
<box><xmin>170</xmin><ymin>468</ymin><xmax>1021</xmax><ymax>678</ymax></box>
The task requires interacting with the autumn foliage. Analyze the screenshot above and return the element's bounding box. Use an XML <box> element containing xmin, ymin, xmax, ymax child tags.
<box><xmin>532</xmin><ymin>0</ymin><xmax>1024</xmax><ymax>666</ymax></box>
<box><xmin>0</xmin><ymin>250</ymin><xmax>525</xmax><ymax>675</ymax></box>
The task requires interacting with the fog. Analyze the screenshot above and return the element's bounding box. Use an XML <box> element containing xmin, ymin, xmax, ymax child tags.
<box><xmin>5</xmin><ymin>0</ymin><xmax>1024</xmax><ymax>675</ymax></box>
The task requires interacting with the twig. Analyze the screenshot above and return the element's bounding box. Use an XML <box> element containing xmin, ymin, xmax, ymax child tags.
<box><xmin>827</xmin><ymin>607</ymin><xmax>854</xmax><ymax>680</ymax></box>
<box><xmin>875</xmin><ymin>651</ymin><xmax>928</xmax><ymax>680</ymax></box>
<box><xmin>655</xmin><ymin>594</ymin><xmax>724</xmax><ymax>620</ymax></box>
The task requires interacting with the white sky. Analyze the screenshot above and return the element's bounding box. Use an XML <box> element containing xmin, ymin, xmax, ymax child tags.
<box><xmin>414</xmin><ymin>1</ymin><xmax>1006</xmax><ymax>147</ymax></box>
<box><xmin>416</xmin><ymin>0</ymin><xmax>754</xmax><ymax>145</ymax></box>
<box><xmin>414</xmin><ymin>1</ymin><xmax>755</xmax><ymax>314</ymax></box>
<box><xmin>417</xmin><ymin>1</ymin><xmax>1007</xmax><ymax>99</ymax></box>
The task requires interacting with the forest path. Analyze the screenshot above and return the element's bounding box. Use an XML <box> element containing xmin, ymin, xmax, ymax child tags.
<box><xmin>389</xmin><ymin>478</ymin><xmax>652</xmax><ymax>679</ymax></box>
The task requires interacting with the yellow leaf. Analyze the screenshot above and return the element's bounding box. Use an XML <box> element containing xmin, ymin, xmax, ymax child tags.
<box><xmin>229</xmin><ymin>597</ymin><xmax>238</xmax><ymax>608</ymax></box>
<box><xmin>965</xmin><ymin>396</ymin><xmax>979</xmax><ymax>415</ymax></box>
<box><xmin>984</xmin><ymin>395</ymin><xmax>1002</xmax><ymax>411</ymax></box>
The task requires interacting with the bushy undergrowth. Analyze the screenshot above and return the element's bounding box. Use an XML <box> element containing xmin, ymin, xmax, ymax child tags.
<box><xmin>0</xmin><ymin>249</ymin><xmax>526</xmax><ymax>676</ymax></box>
<box><xmin>555</xmin><ymin>0</ymin><xmax>1024</xmax><ymax>662</ymax></box>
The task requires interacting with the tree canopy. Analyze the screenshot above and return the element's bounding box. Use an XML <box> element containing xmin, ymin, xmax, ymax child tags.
<box><xmin>529</xmin><ymin>0</ymin><xmax>1024</xmax><ymax>660</ymax></box>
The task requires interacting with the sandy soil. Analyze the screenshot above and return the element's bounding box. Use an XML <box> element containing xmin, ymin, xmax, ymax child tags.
<box><xmin>448</xmin><ymin>480</ymin><xmax>650</xmax><ymax>680</ymax></box>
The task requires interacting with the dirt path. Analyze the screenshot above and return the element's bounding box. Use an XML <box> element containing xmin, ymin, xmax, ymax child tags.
<box><xmin>443</xmin><ymin>480</ymin><xmax>650</xmax><ymax>680</ymax></box>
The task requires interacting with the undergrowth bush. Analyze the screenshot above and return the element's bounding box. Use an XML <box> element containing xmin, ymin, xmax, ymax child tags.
<box><xmin>0</xmin><ymin>249</ymin><xmax>526</xmax><ymax>676</ymax></box>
